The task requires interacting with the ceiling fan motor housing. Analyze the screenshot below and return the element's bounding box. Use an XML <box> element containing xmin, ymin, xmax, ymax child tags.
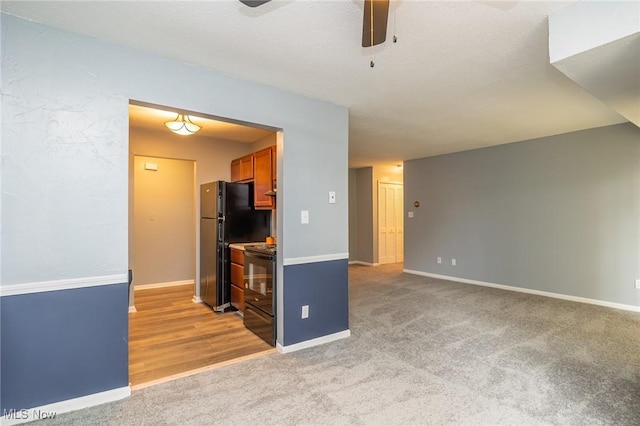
<box><xmin>362</xmin><ymin>0</ymin><xmax>390</xmax><ymax>47</ymax></box>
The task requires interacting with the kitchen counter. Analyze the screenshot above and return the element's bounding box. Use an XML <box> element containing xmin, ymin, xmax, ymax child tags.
<box><xmin>229</xmin><ymin>242</ymin><xmax>264</xmax><ymax>251</ymax></box>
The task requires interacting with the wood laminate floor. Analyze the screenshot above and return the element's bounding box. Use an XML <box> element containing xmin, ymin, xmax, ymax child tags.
<box><xmin>129</xmin><ymin>284</ymin><xmax>274</xmax><ymax>386</ymax></box>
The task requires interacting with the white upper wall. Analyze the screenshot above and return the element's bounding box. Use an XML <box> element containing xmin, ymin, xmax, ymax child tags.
<box><xmin>549</xmin><ymin>0</ymin><xmax>640</xmax><ymax>126</ymax></box>
<box><xmin>1</xmin><ymin>14</ymin><xmax>349</xmax><ymax>285</ymax></box>
<box><xmin>549</xmin><ymin>0</ymin><xmax>640</xmax><ymax>62</ymax></box>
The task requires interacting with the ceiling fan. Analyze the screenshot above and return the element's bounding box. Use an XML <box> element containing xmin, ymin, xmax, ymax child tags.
<box><xmin>239</xmin><ymin>0</ymin><xmax>390</xmax><ymax>47</ymax></box>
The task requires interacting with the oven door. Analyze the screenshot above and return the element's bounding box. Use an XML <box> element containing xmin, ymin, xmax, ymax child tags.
<box><xmin>244</xmin><ymin>303</ymin><xmax>275</xmax><ymax>346</ymax></box>
<box><xmin>243</xmin><ymin>250</ymin><xmax>274</xmax><ymax>316</ymax></box>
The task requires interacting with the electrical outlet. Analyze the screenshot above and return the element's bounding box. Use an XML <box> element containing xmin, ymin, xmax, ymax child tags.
<box><xmin>328</xmin><ymin>191</ymin><xmax>336</xmax><ymax>204</ymax></box>
<box><xmin>301</xmin><ymin>210</ymin><xmax>309</xmax><ymax>224</ymax></box>
<box><xmin>452</xmin><ymin>258</ymin><xmax>457</xmax><ymax>266</ymax></box>
<box><xmin>635</xmin><ymin>279</ymin><xmax>640</xmax><ymax>289</ymax></box>
<box><xmin>301</xmin><ymin>305</ymin><xmax>309</xmax><ymax>319</ymax></box>
<box><xmin>437</xmin><ymin>257</ymin><xmax>442</xmax><ymax>264</ymax></box>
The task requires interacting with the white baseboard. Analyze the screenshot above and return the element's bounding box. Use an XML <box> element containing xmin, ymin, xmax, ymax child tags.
<box><xmin>192</xmin><ymin>295</ymin><xmax>202</xmax><ymax>303</ymax></box>
<box><xmin>348</xmin><ymin>261</ymin><xmax>380</xmax><ymax>266</ymax></box>
<box><xmin>403</xmin><ymin>269</ymin><xmax>640</xmax><ymax>313</ymax></box>
<box><xmin>1</xmin><ymin>386</ymin><xmax>130</xmax><ymax>425</ymax></box>
<box><xmin>128</xmin><ymin>305</ymin><xmax>137</xmax><ymax>313</ymax></box>
<box><xmin>134</xmin><ymin>279</ymin><xmax>194</xmax><ymax>290</ymax></box>
<box><xmin>276</xmin><ymin>329</ymin><xmax>351</xmax><ymax>354</ymax></box>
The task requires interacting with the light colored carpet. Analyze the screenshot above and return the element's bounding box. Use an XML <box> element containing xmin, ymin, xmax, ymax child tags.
<box><xmin>36</xmin><ymin>264</ymin><xmax>639</xmax><ymax>425</ymax></box>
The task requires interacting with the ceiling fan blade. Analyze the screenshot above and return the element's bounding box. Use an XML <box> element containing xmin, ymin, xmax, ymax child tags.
<box><xmin>239</xmin><ymin>0</ymin><xmax>271</xmax><ymax>7</ymax></box>
<box><xmin>362</xmin><ymin>0</ymin><xmax>390</xmax><ymax>47</ymax></box>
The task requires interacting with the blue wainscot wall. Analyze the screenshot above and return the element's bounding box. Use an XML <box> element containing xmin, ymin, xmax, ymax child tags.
<box><xmin>1</xmin><ymin>283</ymin><xmax>129</xmax><ymax>412</ymax></box>
<box><xmin>282</xmin><ymin>259</ymin><xmax>349</xmax><ymax>346</ymax></box>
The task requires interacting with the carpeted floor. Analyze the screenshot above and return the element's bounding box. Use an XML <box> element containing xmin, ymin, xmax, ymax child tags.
<box><xmin>36</xmin><ymin>264</ymin><xmax>639</xmax><ymax>425</ymax></box>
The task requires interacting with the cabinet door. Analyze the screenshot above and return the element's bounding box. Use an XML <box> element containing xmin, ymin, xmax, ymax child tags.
<box><xmin>230</xmin><ymin>261</ymin><xmax>244</xmax><ymax>287</ymax></box>
<box><xmin>253</xmin><ymin>147</ymin><xmax>274</xmax><ymax>209</ymax></box>
<box><xmin>230</xmin><ymin>159</ymin><xmax>241</xmax><ymax>182</ymax></box>
<box><xmin>230</xmin><ymin>284</ymin><xmax>244</xmax><ymax>312</ymax></box>
<box><xmin>271</xmin><ymin>145</ymin><xmax>277</xmax><ymax>209</ymax></box>
<box><xmin>230</xmin><ymin>253</ymin><xmax>245</xmax><ymax>312</ymax></box>
<box><xmin>230</xmin><ymin>248</ymin><xmax>244</xmax><ymax>266</ymax></box>
<box><xmin>271</xmin><ymin>145</ymin><xmax>277</xmax><ymax>181</ymax></box>
<box><xmin>240</xmin><ymin>155</ymin><xmax>254</xmax><ymax>181</ymax></box>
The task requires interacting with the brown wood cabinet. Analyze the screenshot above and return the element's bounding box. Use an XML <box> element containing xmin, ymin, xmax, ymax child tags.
<box><xmin>230</xmin><ymin>159</ymin><xmax>241</xmax><ymax>182</ymax></box>
<box><xmin>229</xmin><ymin>146</ymin><xmax>276</xmax><ymax>209</ymax></box>
<box><xmin>271</xmin><ymin>145</ymin><xmax>277</xmax><ymax>209</ymax></box>
<box><xmin>230</xmin><ymin>154</ymin><xmax>254</xmax><ymax>183</ymax></box>
<box><xmin>230</xmin><ymin>248</ymin><xmax>245</xmax><ymax>312</ymax></box>
<box><xmin>253</xmin><ymin>146</ymin><xmax>275</xmax><ymax>209</ymax></box>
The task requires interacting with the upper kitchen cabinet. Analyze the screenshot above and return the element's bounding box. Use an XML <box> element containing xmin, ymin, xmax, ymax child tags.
<box><xmin>230</xmin><ymin>154</ymin><xmax>254</xmax><ymax>183</ymax></box>
<box><xmin>253</xmin><ymin>146</ymin><xmax>275</xmax><ymax>209</ymax></box>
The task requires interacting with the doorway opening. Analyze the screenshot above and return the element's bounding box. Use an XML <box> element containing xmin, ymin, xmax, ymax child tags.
<box><xmin>349</xmin><ymin>164</ymin><xmax>404</xmax><ymax>267</ymax></box>
<box><xmin>127</xmin><ymin>101</ymin><xmax>279</xmax><ymax>388</ymax></box>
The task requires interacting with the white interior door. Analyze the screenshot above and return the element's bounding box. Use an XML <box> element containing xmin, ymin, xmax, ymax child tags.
<box><xmin>394</xmin><ymin>185</ymin><xmax>404</xmax><ymax>262</ymax></box>
<box><xmin>378</xmin><ymin>182</ymin><xmax>404</xmax><ymax>264</ymax></box>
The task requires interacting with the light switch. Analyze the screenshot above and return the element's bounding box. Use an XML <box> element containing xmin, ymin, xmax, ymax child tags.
<box><xmin>329</xmin><ymin>191</ymin><xmax>336</xmax><ymax>204</ymax></box>
<box><xmin>408</xmin><ymin>211</ymin><xmax>414</xmax><ymax>218</ymax></box>
<box><xmin>301</xmin><ymin>210</ymin><xmax>309</xmax><ymax>224</ymax></box>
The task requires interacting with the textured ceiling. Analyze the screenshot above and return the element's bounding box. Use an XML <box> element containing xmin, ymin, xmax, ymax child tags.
<box><xmin>1</xmin><ymin>0</ymin><xmax>627</xmax><ymax>167</ymax></box>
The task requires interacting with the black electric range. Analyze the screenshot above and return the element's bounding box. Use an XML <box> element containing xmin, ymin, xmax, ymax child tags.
<box><xmin>243</xmin><ymin>244</ymin><xmax>276</xmax><ymax>346</ymax></box>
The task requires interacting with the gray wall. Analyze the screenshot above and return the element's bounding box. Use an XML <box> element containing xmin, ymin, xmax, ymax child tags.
<box><xmin>404</xmin><ymin>123</ymin><xmax>640</xmax><ymax>307</ymax></box>
<box><xmin>1</xmin><ymin>14</ymin><xmax>348</xmax><ymax>287</ymax></box>
<box><xmin>1</xmin><ymin>13</ymin><xmax>349</xmax><ymax>411</ymax></box>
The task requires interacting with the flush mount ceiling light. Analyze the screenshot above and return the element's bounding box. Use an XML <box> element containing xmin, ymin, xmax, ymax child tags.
<box><xmin>164</xmin><ymin>114</ymin><xmax>201</xmax><ymax>136</ymax></box>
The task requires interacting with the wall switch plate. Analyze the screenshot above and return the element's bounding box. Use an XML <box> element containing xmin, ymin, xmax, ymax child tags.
<box><xmin>301</xmin><ymin>305</ymin><xmax>309</xmax><ymax>319</ymax></box>
<box><xmin>301</xmin><ymin>210</ymin><xmax>309</xmax><ymax>224</ymax></box>
<box><xmin>636</xmin><ymin>279</ymin><xmax>640</xmax><ymax>289</ymax></box>
<box><xmin>437</xmin><ymin>257</ymin><xmax>442</xmax><ymax>264</ymax></box>
<box><xmin>408</xmin><ymin>211</ymin><xmax>414</xmax><ymax>218</ymax></box>
<box><xmin>328</xmin><ymin>191</ymin><xmax>336</xmax><ymax>204</ymax></box>
<box><xmin>452</xmin><ymin>258</ymin><xmax>457</xmax><ymax>266</ymax></box>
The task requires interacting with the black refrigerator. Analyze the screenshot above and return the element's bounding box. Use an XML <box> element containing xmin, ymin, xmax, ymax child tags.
<box><xmin>200</xmin><ymin>181</ymin><xmax>271</xmax><ymax>311</ymax></box>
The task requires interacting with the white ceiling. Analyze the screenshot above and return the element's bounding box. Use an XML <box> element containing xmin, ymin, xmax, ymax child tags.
<box><xmin>1</xmin><ymin>0</ymin><xmax>628</xmax><ymax>167</ymax></box>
